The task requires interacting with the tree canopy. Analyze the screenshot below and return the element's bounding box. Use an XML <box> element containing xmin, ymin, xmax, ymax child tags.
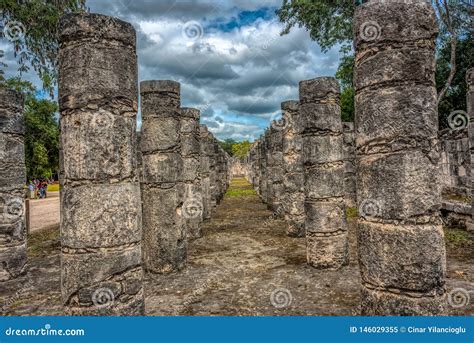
<box><xmin>277</xmin><ymin>0</ymin><xmax>474</xmax><ymax>126</ymax></box>
<box><xmin>3</xmin><ymin>77</ymin><xmax>59</xmax><ymax>179</ymax></box>
<box><xmin>0</xmin><ymin>0</ymin><xmax>87</xmax><ymax>93</ymax></box>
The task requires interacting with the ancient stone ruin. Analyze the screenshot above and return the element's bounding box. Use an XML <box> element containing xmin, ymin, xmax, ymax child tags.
<box><xmin>2</xmin><ymin>1</ymin><xmax>473</xmax><ymax>318</ymax></box>
<box><xmin>353</xmin><ymin>0</ymin><xmax>445</xmax><ymax>315</ymax></box>
<box><xmin>58</xmin><ymin>13</ymin><xmax>144</xmax><ymax>315</ymax></box>
<box><xmin>0</xmin><ymin>88</ymin><xmax>27</xmax><ymax>282</ymax></box>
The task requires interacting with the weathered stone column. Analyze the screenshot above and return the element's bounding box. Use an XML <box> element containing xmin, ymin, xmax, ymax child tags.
<box><xmin>467</xmin><ymin>68</ymin><xmax>474</xmax><ymax>233</ymax></box>
<box><xmin>300</xmin><ymin>77</ymin><xmax>348</xmax><ymax>269</ymax></box>
<box><xmin>0</xmin><ymin>89</ymin><xmax>27</xmax><ymax>282</ymax></box>
<box><xmin>140</xmin><ymin>80</ymin><xmax>185</xmax><ymax>274</ymax></box>
<box><xmin>259</xmin><ymin>134</ymin><xmax>268</xmax><ymax>202</ymax></box>
<box><xmin>342</xmin><ymin>122</ymin><xmax>357</xmax><ymax>208</ymax></box>
<box><xmin>282</xmin><ymin>101</ymin><xmax>305</xmax><ymax>237</ymax></box>
<box><xmin>354</xmin><ymin>0</ymin><xmax>445</xmax><ymax>315</ymax></box>
<box><xmin>199</xmin><ymin>125</ymin><xmax>211</xmax><ymax>220</ymax></box>
<box><xmin>59</xmin><ymin>13</ymin><xmax>144</xmax><ymax>315</ymax></box>
<box><xmin>270</xmin><ymin>122</ymin><xmax>284</xmax><ymax>215</ymax></box>
<box><xmin>207</xmin><ymin>134</ymin><xmax>218</xmax><ymax>212</ymax></box>
<box><xmin>181</xmin><ymin>108</ymin><xmax>203</xmax><ymax>239</ymax></box>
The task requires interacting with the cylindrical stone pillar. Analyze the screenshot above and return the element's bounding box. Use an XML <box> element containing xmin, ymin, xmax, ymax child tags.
<box><xmin>282</xmin><ymin>101</ymin><xmax>305</xmax><ymax>237</ymax></box>
<box><xmin>181</xmin><ymin>108</ymin><xmax>203</xmax><ymax>239</ymax></box>
<box><xmin>342</xmin><ymin>122</ymin><xmax>357</xmax><ymax>208</ymax></box>
<box><xmin>0</xmin><ymin>89</ymin><xmax>27</xmax><ymax>282</ymax></box>
<box><xmin>140</xmin><ymin>80</ymin><xmax>185</xmax><ymax>274</ymax></box>
<box><xmin>270</xmin><ymin>122</ymin><xmax>284</xmax><ymax>215</ymax></box>
<box><xmin>354</xmin><ymin>0</ymin><xmax>445</xmax><ymax>315</ymax></box>
<box><xmin>59</xmin><ymin>13</ymin><xmax>144</xmax><ymax>315</ymax></box>
<box><xmin>208</xmin><ymin>134</ymin><xmax>218</xmax><ymax>211</ymax></box>
<box><xmin>199</xmin><ymin>125</ymin><xmax>211</xmax><ymax>220</ymax></box>
<box><xmin>467</xmin><ymin>68</ymin><xmax>474</xmax><ymax>233</ymax></box>
<box><xmin>300</xmin><ymin>77</ymin><xmax>348</xmax><ymax>269</ymax></box>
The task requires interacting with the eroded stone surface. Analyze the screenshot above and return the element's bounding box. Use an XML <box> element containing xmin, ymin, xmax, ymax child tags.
<box><xmin>0</xmin><ymin>88</ymin><xmax>27</xmax><ymax>282</ymax></box>
<box><xmin>59</xmin><ymin>12</ymin><xmax>144</xmax><ymax>315</ymax></box>
<box><xmin>300</xmin><ymin>77</ymin><xmax>348</xmax><ymax>269</ymax></box>
<box><xmin>354</xmin><ymin>0</ymin><xmax>446</xmax><ymax>315</ymax></box>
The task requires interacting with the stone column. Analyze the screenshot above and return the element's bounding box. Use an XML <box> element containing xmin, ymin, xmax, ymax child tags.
<box><xmin>300</xmin><ymin>77</ymin><xmax>348</xmax><ymax>269</ymax></box>
<box><xmin>270</xmin><ymin>121</ymin><xmax>284</xmax><ymax>215</ymax></box>
<box><xmin>342</xmin><ymin>122</ymin><xmax>356</xmax><ymax>208</ymax></box>
<box><xmin>467</xmin><ymin>68</ymin><xmax>474</xmax><ymax>233</ymax></box>
<box><xmin>181</xmin><ymin>108</ymin><xmax>203</xmax><ymax>239</ymax></box>
<box><xmin>354</xmin><ymin>0</ymin><xmax>445</xmax><ymax>315</ymax></box>
<box><xmin>282</xmin><ymin>101</ymin><xmax>305</xmax><ymax>237</ymax></box>
<box><xmin>0</xmin><ymin>89</ymin><xmax>27</xmax><ymax>282</ymax></box>
<box><xmin>59</xmin><ymin>13</ymin><xmax>144</xmax><ymax>315</ymax></box>
<box><xmin>140</xmin><ymin>80</ymin><xmax>185</xmax><ymax>274</ymax></box>
<box><xmin>208</xmin><ymin>135</ymin><xmax>218</xmax><ymax>211</ymax></box>
<box><xmin>259</xmin><ymin>134</ymin><xmax>268</xmax><ymax>203</ymax></box>
<box><xmin>199</xmin><ymin>125</ymin><xmax>211</xmax><ymax>220</ymax></box>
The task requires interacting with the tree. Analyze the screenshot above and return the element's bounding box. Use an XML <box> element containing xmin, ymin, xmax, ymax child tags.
<box><xmin>219</xmin><ymin>138</ymin><xmax>236</xmax><ymax>156</ymax></box>
<box><xmin>437</xmin><ymin>31</ymin><xmax>474</xmax><ymax>129</ymax></box>
<box><xmin>232</xmin><ymin>141</ymin><xmax>252</xmax><ymax>159</ymax></box>
<box><xmin>0</xmin><ymin>0</ymin><xmax>87</xmax><ymax>94</ymax></box>
<box><xmin>277</xmin><ymin>0</ymin><xmax>473</xmax><ymax>121</ymax></box>
<box><xmin>2</xmin><ymin>77</ymin><xmax>59</xmax><ymax>179</ymax></box>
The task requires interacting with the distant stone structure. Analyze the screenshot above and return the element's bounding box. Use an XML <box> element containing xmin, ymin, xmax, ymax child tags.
<box><xmin>199</xmin><ymin>125</ymin><xmax>212</xmax><ymax>221</ymax></box>
<box><xmin>0</xmin><ymin>88</ymin><xmax>27</xmax><ymax>282</ymax></box>
<box><xmin>140</xmin><ymin>80</ymin><xmax>186</xmax><ymax>274</ymax></box>
<box><xmin>354</xmin><ymin>0</ymin><xmax>445</xmax><ymax>315</ymax></box>
<box><xmin>467</xmin><ymin>68</ymin><xmax>474</xmax><ymax>232</ymax></box>
<box><xmin>59</xmin><ymin>13</ymin><xmax>144</xmax><ymax>315</ymax></box>
<box><xmin>282</xmin><ymin>101</ymin><xmax>305</xmax><ymax>237</ymax></box>
<box><xmin>180</xmin><ymin>108</ymin><xmax>203</xmax><ymax>239</ymax></box>
<box><xmin>300</xmin><ymin>77</ymin><xmax>348</xmax><ymax>269</ymax></box>
<box><xmin>342</xmin><ymin>122</ymin><xmax>356</xmax><ymax>208</ymax></box>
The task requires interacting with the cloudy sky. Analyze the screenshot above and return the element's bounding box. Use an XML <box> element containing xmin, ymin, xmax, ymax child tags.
<box><xmin>2</xmin><ymin>0</ymin><xmax>341</xmax><ymax>141</ymax></box>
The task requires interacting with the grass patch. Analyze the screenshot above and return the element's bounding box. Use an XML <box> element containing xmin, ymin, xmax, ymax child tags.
<box><xmin>225</xmin><ymin>178</ymin><xmax>257</xmax><ymax>198</ymax></box>
<box><xmin>444</xmin><ymin>227</ymin><xmax>474</xmax><ymax>247</ymax></box>
<box><xmin>47</xmin><ymin>184</ymin><xmax>60</xmax><ymax>192</ymax></box>
<box><xmin>442</xmin><ymin>192</ymin><xmax>470</xmax><ymax>203</ymax></box>
<box><xmin>225</xmin><ymin>188</ymin><xmax>257</xmax><ymax>198</ymax></box>
<box><xmin>346</xmin><ymin>207</ymin><xmax>358</xmax><ymax>219</ymax></box>
<box><xmin>28</xmin><ymin>225</ymin><xmax>60</xmax><ymax>258</ymax></box>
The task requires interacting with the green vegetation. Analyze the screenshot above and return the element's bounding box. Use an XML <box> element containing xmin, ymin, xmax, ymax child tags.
<box><xmin>277</xmin><ymin>1</ymin><xmax>473</xmax><ymax>125</ymax></box>
<box><xmin>0</xmin><ymin>0</ymin><xmax>87</xmax><ymax>93</ymax></box>
<box><xmin>346</xmin><ymin>207</ymin><xmax>358</xmax><ymax>219</ymax></box>
<box><xmin>444</xmin><ymin>227</ymin><xmax>474</xmax><ymax>248</ymax></box>
<box><xmin>47</xmin><ymin>183</ymin><xmax>60</xmax><ymax>192</ymax></box>
<box><xmin>4</xmin><ymin>78</ymin><xmax>60</xmax><ymax>180</ymax></box>
<box><xmin>218</xmin><ymin>139</ymin><xmax>252</xmax><ymax>158</ymax></box>
<box><xmin>441</xmin><ymin>191</ymin><xmax>471</xmax><ymax>203</ymax></box>
<box><xmin>225</xmin><ymin>178</ymin><xmax>257</xmax><ymax>198</ymax></box>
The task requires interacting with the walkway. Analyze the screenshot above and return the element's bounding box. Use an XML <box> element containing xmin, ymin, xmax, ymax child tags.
<box><xmin>1</xmin><ymin>179</ymin><xmax>472</xmax><ymax>315</ymax></box>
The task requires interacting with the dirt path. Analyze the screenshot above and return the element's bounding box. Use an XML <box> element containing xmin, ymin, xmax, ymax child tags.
<box><xmin>27</xmin><ymin>192</ymin><xmax>60</xmax><ymax>232</ymax></box>
<box><xmin>1</xmin><ymin>178</ymin><xmax>473</xmax><ymax>315</ymax></box>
